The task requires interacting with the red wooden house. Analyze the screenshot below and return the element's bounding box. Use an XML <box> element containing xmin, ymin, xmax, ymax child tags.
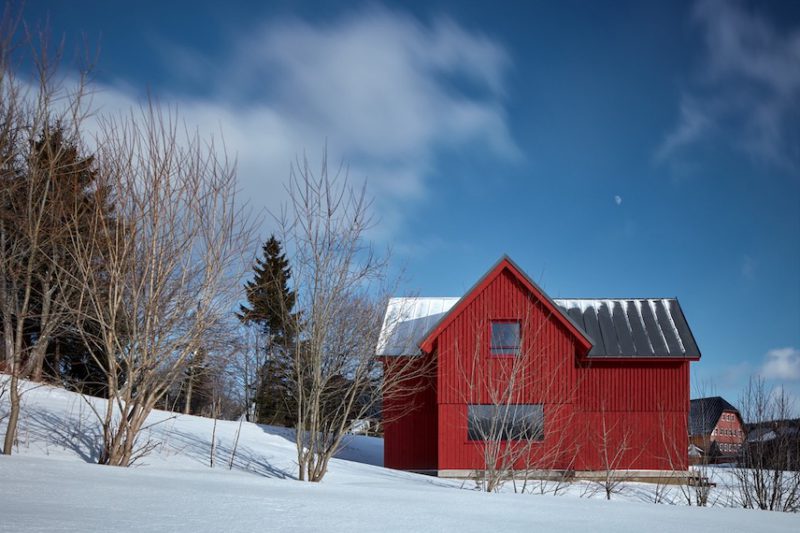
<box><xmin>377</xmin><ymin>256</ymin><xmax>701</xmax><ymax>476</ymax></box>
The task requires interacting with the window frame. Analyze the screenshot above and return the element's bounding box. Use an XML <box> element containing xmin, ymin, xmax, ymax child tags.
<box><xmin>489</xmin><ymin>319</ymin><xmax>522</xmax><ymax>357</ymax></box>
<box><xmin>466</xmin><ymin>404</ymin><xmax>544</xmax><ymax>443</ymax></box>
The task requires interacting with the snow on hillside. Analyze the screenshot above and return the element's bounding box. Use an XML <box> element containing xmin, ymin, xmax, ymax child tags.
<box><xmin>1</xmin><ymin>379</ymin><xmax>798</xmax><ymax>532</ymax></box>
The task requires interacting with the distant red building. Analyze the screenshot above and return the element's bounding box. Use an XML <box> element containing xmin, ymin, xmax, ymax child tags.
<box><xmin>378</xmin><ymin>256</ymin><xmax>701</xmax><ymax>475</ymax></box>
<box><xmin>689</xmin><ymin>397</ymin><xmax>745</xmax><ymax>463</ymax></box>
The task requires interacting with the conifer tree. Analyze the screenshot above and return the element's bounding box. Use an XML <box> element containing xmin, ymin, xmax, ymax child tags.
<box><xmin>2</xmin><ymin>123</ymin><xmax>118</xmax><ymax>392</ymax></box>
<box><xmin>237</xmin><ymin>236</ymin><xmax>298</xmax><ymax>425</ymax></box>
<box><xmin>28</xmin><ymin>126</ymin><xmax>117</xmax><ymax>391</ymax></box>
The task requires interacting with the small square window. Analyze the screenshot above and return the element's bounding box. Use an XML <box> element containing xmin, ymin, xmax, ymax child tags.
<box><xmin>491</xmin><ymin>321</ymin><xmax>520</xmax><ymax>355</ymax></box>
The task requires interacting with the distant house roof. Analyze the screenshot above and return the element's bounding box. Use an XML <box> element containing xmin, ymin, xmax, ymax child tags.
<box><xmin>745</xmin><ymin>419</ymin><xmax>800</xmax><ymax>443</ymax></box>
<box><xmin>689</xmin><ymin>396</ymin><xmax>740</xmax><ymax>436</ymax></box>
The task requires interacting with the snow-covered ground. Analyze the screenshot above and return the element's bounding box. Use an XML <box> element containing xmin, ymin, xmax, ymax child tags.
<box><xmin>1</xmin><ymin>380</ymin><xmax>798</xmax><ymax>532</ymax></box>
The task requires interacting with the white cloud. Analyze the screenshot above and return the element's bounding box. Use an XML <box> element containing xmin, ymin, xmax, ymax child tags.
<box><xmin>613</xmin><ymin>195</ymin><xmax>622</xmax><ymax>206</ymax></box>
<box><xmin>657</xmin><ymin>0</ymin><xmax>800</xmax><ymax>170</ymax></box>
<box><xmin>655</xmin><ymin>95</ymin><xmax>713</xmax><ymax>162</ymax></box>
<box><xmin>88</xmin><ymin>8</ymin><xmax>518</xmax><ymax>240</ymax></box>
<box><xmin>760</xmin><ymin>347</ymin><xmax>800</xmax><ymax>381</ymax></box>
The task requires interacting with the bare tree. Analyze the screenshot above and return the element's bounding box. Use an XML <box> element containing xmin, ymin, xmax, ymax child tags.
<box><xmin>732</xmin><ymin>376</ymin><xmax>800</xmax><ymax>512</ymax></box>
<box><xmin>0</xmin><ymin>16</ymin><xmax>93</xmax><ymax>454</ymax></box>
<box><xmin>275</xmin><ymin>150</ymin><xmax>431</xmax><ymax>482</ymax></box>
<box><xmin>64</xmin><ymin>103</ymin><xmax>255</xmax><ymax>466</ymax></box>
<box><xmin>227</xmin><ymin>324</ymin><xmax>266</xmax><ymax>421</ymax></box>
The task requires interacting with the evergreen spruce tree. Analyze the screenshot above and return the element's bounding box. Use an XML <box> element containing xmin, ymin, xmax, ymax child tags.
<box><xmin>237</xmin><ymin>236</ymin><xmax>298</xmax><ymax>425</ymax></box>
<box><xmin>35</xmin><ymin>126</ymin><xmax>118</xmax><ymax>394</ymax></box>
<box><xmin>3</xmin><ymin>124</ymin><xmax>118</xmax><ymax>392</ymax></box>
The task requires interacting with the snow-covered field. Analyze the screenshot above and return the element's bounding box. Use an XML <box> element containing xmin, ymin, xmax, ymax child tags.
<box><xmin>1</xmin><ymin>380</ymin><xmax>798</xmax><ymax>532</ymax></box>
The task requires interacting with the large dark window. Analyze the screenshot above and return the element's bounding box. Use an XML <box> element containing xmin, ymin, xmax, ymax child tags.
<box><xmin>467</xmin><ymin>404</ymin><xmax>544</xmax><ymax>441</ymax></box>
<box><xmin>490</xmin><ymin>321</ymin><xmax>520</xmax><ymax>355</ymax></box>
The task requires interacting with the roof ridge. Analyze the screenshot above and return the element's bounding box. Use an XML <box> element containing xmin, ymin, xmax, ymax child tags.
<box><xmin>692</xmin><ymin>396</ymin><xmax>726</xmax><ymax>401</ymax></box>
<box><xmin>390</xmin><ymin>296</ymin><xmax>460</xmax><ymax>300</ymax></box>
<box><xmin>394</xmin><ymin>296</ymin><xmax>684</xmax><ymax>301</ymax></box>
<box><xmin>394</xmin><ymin>296</ymin><xmax>683</xmax><ymax>301</ymax></box>
<box><xmin>554</xmin><ymin>297</ymin><xmax>680</xmax><ymax>301</ymax></box>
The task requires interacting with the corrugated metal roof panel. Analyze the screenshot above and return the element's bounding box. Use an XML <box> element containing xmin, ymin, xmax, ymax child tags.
<box><xmin>638</xmin><ymin>300</ymin><xmax>670</xmax><ymax>355</ymax></box>
<box><xmin>596</xmin><ymin>302</ymin><xmax>620</xmax><ymax>356</ymax></box>
<box><xmin>580</xmin><ymin>305</ymin><xmax>605</xmax><ymax>357</ymax></box>
<box><xmin>626</xmin><ymin>301</ymin><xmax>654</xmax><ymax>356</ymax></box>
<box><xmin>654</xmin><ymin>300</ymin><xmax>684</xmax><ymax>356</ymax></box>
<box><xmin>611</xmin><ymin>301</ymin><xmax>636</xmax><ymax>356</ymax></box>
<box><xmin>669</xmin><ymin>299</ymin><xmax>701</xmax><ymax>356</ymax></box>
<box><xmin>553</xmin><ymin>298</ymin><xmax>699</xmax><ymax>358</ymax></box>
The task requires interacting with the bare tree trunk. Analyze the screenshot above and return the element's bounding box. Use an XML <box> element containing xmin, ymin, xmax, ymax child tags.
<box><xmin>3</xmin><ymin>372</ymin><xmax>19</xmax><ymax>454</ymax></box>
<box><xmin>210</xmin><ymin>401</ymin><xmax>219</xmax><ymax>468</ymax></box>
<box><xmin>228</xmin><ymin>414</ymin><xmax>244</xmax><ymax>470</ymax></box>
<box><xmin>184</xmin><ymin>370</ymin><xmax>195</xmax><ymax>416</ymax></box>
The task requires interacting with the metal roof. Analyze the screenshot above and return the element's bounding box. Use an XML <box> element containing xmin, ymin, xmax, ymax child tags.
<box><xmin>553</xmin><ymin>298</ymin><xmax>701</xmax><ymax>358</ymax></box>
<box><xmin>376</xmin><ymin>297</ymin><xmax>460</xmax><ymax>356</ymax></box>
<box><xmin>377</xmin><ymin>295</ymin><xmax>700</xmax><ymax>359</ymax></box>
<box><xmin>689</xmin><ymin>396</ymin><xmax>740</xmax><ymax>436</ymax></box>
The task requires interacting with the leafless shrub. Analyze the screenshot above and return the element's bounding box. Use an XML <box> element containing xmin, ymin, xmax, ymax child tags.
<box><xmin>591</xmin><ymin>404</ymin><xmax>640</xmax><ymax>500</ymax></box>
<box><xmin>64</xmin><ymin>103</ymin><xmax>255</xmax><ymax>466</ymax></box>
<box><xmin>732</xmin><ymin>376</ymin><xmax>800</xmax><ymax>512</ymax></box>
<box><xmin>227</xmin><ymin>324</ymin><xmax>267</xmax><ymax>421</ymax></box>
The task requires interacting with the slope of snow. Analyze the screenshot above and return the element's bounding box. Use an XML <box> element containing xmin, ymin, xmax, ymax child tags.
<box><xmin>1</xmin><ymin>380</ymin><xmax>798</xmax><ymax>532</ymax></box>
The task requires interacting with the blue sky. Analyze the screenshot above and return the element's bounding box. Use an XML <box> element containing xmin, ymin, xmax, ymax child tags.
<box><xmin>27</xmin><ymin>1</ymin><xmax>800</xmax><ymax>403</ymax></box>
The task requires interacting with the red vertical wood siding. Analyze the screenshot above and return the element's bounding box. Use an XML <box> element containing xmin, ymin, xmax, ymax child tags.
<box><xmin>574</xmin><ymin>361</ymin><xmax>690</xmax><ymax>469</ymax></box>
<box><xmin>382</xmin><ymin>354</ymin><xmax>438</xmax><ymax>470</ymax></box>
